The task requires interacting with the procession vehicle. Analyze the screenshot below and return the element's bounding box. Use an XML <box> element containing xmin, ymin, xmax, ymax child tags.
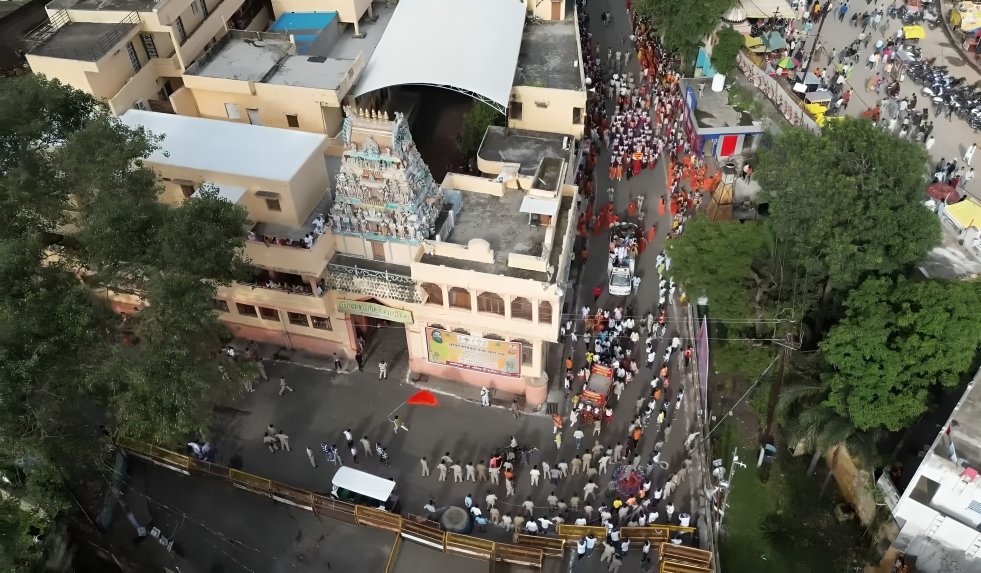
<box><xmin>331</xmin><ymin>467</ymin><xmax>399</xmax><ymax>512</ymax></box>
<box><xmin>579</xmin><ymin>364</ymin><xmax>614</xmax><ymax>423</ymax></box>
<box><xmin>608</xmin><ymin>221</ymin><xmax>639</xmax><ymax>296</ymax></box>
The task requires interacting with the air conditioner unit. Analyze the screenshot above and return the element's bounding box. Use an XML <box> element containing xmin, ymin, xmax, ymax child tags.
<box><xmin>134</xmin><ymin>98</ymin><xmax>149</xmax><ymax>111</ymax></box>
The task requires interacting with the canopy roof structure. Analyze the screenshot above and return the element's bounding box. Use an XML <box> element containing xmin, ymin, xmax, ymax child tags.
<box><xmin>740</xmin><ymin>0</ymin><xmax>796</xmax><ymax>19</ymax></box>
<box><xmin>353</xmin><ymin>0</ymin><xmax>526</xmax><ymax>111</ymax></box>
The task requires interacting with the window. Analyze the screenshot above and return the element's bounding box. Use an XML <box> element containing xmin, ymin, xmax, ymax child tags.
<box><xmin>190</xmin><ymin>1</ymin><xmax>198</xmax><ymax>13</ymax></box>
<box><xmin>246</xmin><ymin>108</ymin><xmax>261</xmax><ymax>126</ymax></box>
<box><xmin>141</xmin><ymin>34</ymin><xmax>157</xmax><ymax>58</ymax></box>
<box><xmin>224</xmin><ymin>103</ymin><xmax>241</xmax><ymax>119</ymax></box>
<box><xmin>258</xmin><ymin>306</ymin><xmax>278</xmax><ymax>321</ymax></box>
<box><xmin>452</xmin><ymin>328</ymin><xmax>470</xmax><ymax>335</ymax></box>
<box><xmin>213</xmin><ymin>299</ymin><xmax>229</xmax><ymax>312</ymax></box>
<box><xmin>429</xmin><ymin>324</ymin><xmax>446</xmax><ymax>330</ymax></box>
<box><xmin>311</xmin><ymin>316</ymin><xmax>332</xmax><ymax>330</ymax></box>
<box><xmin>236</xmin><ymin>303</ymin><xmax>257</xmax><ymax>317</ymax></box>
<box><xmin>286</xmin><ymin>114</ymin><xmax>299</xmax><ymax>128</ymax></box>
<box><xmin>477</xmin><ymin>292</ymin><xmax>505</xmax><ymax>315</ymax></box>
<box><xmin>126</xmin><ymin>41</ymin><xmax>141</xmax><ymax>73</ymax></box>
<box><xmin>573</xmin><ymin>107</ymin><xmax>584</xmax><ymax>125</ymax></box>
<box><xmin>199</xmin><ymin>0</ymin><xmax>209</xmax><ymax>18</ymax></box>
<box><xmin>513</xmin><ymin>338</ymin><xmax>534</xmax><ymax>366</ymax></box>
<box><xmin>256</xmin><ymin>191</ymin><xmax>281</xmax><ymax>212</ymax></box>
<box><xmin>509</xmin><ymin>101</ymin><xmax>523</xmax><ymax>120</ymax></box>
<box><xmin>538</xmin><ymin>301</ymin><xmax>553</xmax><ymax>324</ymax></box>
<box><xmin>179</xmin><ymin>184</ymin><xmax>196</xmax><ymax>198</ymax></box>
<box><xmin>421</xmin><ymin>283</ymin><xmax>444</xmax><ymax>306</ymax></box>
<box><xmin>511</xmin><ymin>297</ymin><xmax>533</xmax><ymax>320</ymax></box>
<box><xmin>287</xmin><ymin>312</ymin><xmax>309</xmax><ymax>326</ymax></box>
<box><xmin>484</xmin><ymin>333</ymin><xmax>505</xmax><ymax>341</ymax></box>
<box><xmin>448</xmin><ymin>287</ymin><xmax>471</xmax><ymax>310</ymax></box>
<box><xmin>175</xmin><ymin>16</ymin><xmax>187</xmax><ymax>44</ymax></box>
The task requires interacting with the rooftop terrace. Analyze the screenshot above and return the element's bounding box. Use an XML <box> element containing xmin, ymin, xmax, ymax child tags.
<box><xmin>478</xmin><ymin>127</ymin><xmax>568</xmax><ymax>176</ymax></box>
<box><xmin>516</xmin><ymin>12</ymin><xmax>582</xmax><ymax>90</ymax></box>
<box><xmin>421</xmin><ymin>188</ymin><xmax>572</xmax><ymax>281</ymax></box>
<box><xmin>48</xmin><ymin>0</ymin><xmax>160</xmax><ymax>12</ymax></box>
<box><xmin>28</xmin><ymin>17</ymin><xmax>138</xmax><ymax>61</ymax></box>
<box><xmin>681</xmin><ymin>78</ymin><xmax>761</xmax><ymax>130</ymax></box>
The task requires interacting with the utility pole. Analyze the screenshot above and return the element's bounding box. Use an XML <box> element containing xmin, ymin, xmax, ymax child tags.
<box><xmin>803</xmin><ymin>3</ymin><xmax>831</xmax><ymax>80</ymax></box>
<box><xmin>762</xmin><ymin>330</ymin><xmax>795</xmax><ymax>440</ymax></box>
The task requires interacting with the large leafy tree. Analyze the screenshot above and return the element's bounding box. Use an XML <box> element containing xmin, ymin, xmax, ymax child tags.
<box><xmin>820</xmin><ymin>277</ymin><xmax>981</xmax><ymax>432</ymax></box>
<box><xmin>459</xmin><ymin>102</ymin><xmax>503</xmax><ymax>161</ymax></box>
<box><xmin>634</xmin><ymin>0</ymin><xmax>737</xmax><ymax>57</ymax></box>
<box><xmin>757</xmin><ymin>119</ymin><xmax>940</xmax><ymax>324</ymax></box>
<box><xmin>666</xmin><ymin>217</ymin><xmax>773</xmax><ymax>328</ymax></box>
<box><xmin>0</xmin><ymin>76</ymin><xmax>253</xmax><ymax>513</ymax></box>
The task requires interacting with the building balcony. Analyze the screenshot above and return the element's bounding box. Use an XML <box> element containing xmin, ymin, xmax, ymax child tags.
<box><xmin>325</xmin><ymin>254</ymin><xmax>421</xmax><ymax>304</ymax></box>
<box><xmin>107</xmin><ymin>53</ymin><xmax>181</xmax><ymax>114</ymax></box>
<box><xmin>244</xmin><ymin>225</ymin><xmax>333</xmax><ymax>277</ymax></box>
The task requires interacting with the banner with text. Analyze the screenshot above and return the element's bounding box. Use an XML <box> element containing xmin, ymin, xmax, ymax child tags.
<box><xmin>697</xmin><ymin>316</ymin><xmax>710</xmax><ymax>424</ymax></box>
<box><xmin>425</xmin><ymin>328</ymin><xmax>521</xmax><ymax>378</ymax></box>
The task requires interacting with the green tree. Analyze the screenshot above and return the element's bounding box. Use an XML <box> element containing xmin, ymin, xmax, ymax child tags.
<box><xmin>0</xmin><ymin>76</ymin><xmax>254</xmax><ymax>511</ymax></box>
<box><xmin>459</xmin><ymin>102</ymin><xmax>502</xmax><ymax>160</ymax></box>
<box><xmin>820</xmin><ymin>277</ymin><xmax>981</xmax><ymax>432</ymax></box>
<box><xmin>711</xmin><ymin>27</ymin><xmax>744</xmax><ymax>74</ymax></box>
<box><xmin>666</xmin><ymin>216</ymin><xmax>773</xmax><ymax>328</ymax></box>
<box><xmin>634</xmin><ymin>0</ymin><xmax>737</xmax><ymax>57</ymax></box>
<box><xmin>756</xmin><ymin>119</ymin><xmax>940</xmax><ymax>325</ymax></box>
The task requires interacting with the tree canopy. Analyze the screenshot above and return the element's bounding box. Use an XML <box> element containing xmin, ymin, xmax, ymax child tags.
<box><xmin>820</xmin><ymin>277</ymin><xmax>981</xmax><ymax>432</ymax></box>
<box><xmin>634</xmin><ymin>0</ymin><xmax>737</xmax><ymax>56</ymax></box>
<box><xmin>0</xmin><ymin>76</ymin><xmax>254</xmax><ymax>513</ymax></box>
<box><xmin>459</xmin><ymin>102</ymin><xmax>502</xmax><ymax>161</ymax></box>
<box><xmin>666</xmin><ymin>217</ymin><xmax>773</xmax><ymax>327</ymax></box>
<box><xmin>712</xmin><ymin>27</ymin><xmax>744</xmax><ymax>74</ymax></box>
<box><xmin>757</xmin><ymin>119</ymin><xmax>940</xmax><ymax>309</ymax></box>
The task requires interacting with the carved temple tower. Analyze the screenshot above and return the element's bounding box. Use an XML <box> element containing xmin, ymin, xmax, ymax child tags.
<box><xmin>328</xmin><ymin>107</ymin><xmax>444</xmax><ymax>243</ymax></box>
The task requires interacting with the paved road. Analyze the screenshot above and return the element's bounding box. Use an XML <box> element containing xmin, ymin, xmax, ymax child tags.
<box><xmin>194</xmin><ymin>1</ymin><xmax>704</xmax><ymax>572</ymax></box>
<box><xmin>801</xmin><ymin>4</ymin><xmax>981</xmax><ymax>200</ymax></box>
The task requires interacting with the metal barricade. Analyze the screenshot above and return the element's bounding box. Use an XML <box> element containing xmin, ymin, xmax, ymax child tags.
<box><xmin>444</xmin><ymin>532</ymin><xmax>495</xmax><ymax>560</ymax></box>
<box><xmin>620</xmin><ymin>525</ymin><xmax>670</xmax><ymax>542</ymax></box>
<box><xmin>495</xmin><ymin>543</ymin><xmax>544</xmax><ymax>567</ymax></box>
<box><xmin>400</xmin><ymin>519</ymin><xmax>446</xmax><ymax>550</ymax></box>
<box><xmin>228</xmin><ymin>468</ymin><xmax>272</xmax><ymax>496</ymax></box>
<box><xmin>355</xmin><ymin>505</ymin><xmax>402</xmax><ymax>532</ymax></box>
<box><xmin>514</xmin><ymin>534</ymin><xmax>566</xmax><ymax>559</ymax></box>
<box><xmin>554</xmin><ymin>524</ymin><xmax>608</xmax><ymax>541</ymax></box>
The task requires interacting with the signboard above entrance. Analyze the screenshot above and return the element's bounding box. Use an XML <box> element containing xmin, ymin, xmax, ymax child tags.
<box><xmin>336</xmin><ymin>299</ymin><xmax>413</xmax><ymax>324</ymax></box>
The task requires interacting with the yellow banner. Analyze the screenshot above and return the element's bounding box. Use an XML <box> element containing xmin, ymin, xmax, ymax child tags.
<box><xmin>336</xmin><ymin>299</ymin><xmax>413</xmax><ymax>324</ymax></box>
<box><xmin>425</xmin><ymin>328</ymin><xmax>521</xmax><ymax>377</ymax></box>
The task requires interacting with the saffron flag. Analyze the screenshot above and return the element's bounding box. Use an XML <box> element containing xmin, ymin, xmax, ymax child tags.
<box><xmin>406</xmin><ymin>390</ymin><xmax>439</xmax><ymax>407</ymax></box>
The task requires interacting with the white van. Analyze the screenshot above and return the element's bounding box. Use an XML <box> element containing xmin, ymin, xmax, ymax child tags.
<box><xmin>330</xmin><ymin>467</ymin><xmax>399</xmax><ymax>511</ymax></box>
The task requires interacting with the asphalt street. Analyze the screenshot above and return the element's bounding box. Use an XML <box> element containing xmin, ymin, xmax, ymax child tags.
<box><xmin>795</xmin><ymin>2</ymin><xmax>981</xmax><ymax>201</ymax></box>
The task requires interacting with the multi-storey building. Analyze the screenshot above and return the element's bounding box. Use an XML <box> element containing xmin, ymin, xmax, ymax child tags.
<box><xmin>25</xmin><ymin>0</ymin><xmax>266</xmax><ymax>114</ymax></box>
<box><xmin>881</xmin><ymin>367</ymin><xmax>981</xmax><ymax>569</ymax></box>
<box><xmin>119</xmin><ymin>106</ymin><xmax>578</xmax><ymax>404</ymax></box>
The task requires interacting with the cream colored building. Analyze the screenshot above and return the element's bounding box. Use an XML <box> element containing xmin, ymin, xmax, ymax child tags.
<box><xmin>510</xmin><ymin>6</ymin><xmax>587</xmax><ymax>138</ymax></box>
<box><xmin>119</xmin><ymin>107</ymin><xmax>578</xmax><ymax>404</ymax></box>
<box><xmin>25</xmin><ymin>0</ymin><xmax>267</xmax><ymax>114</ymax></box>
<box><xmin>170</xmin><ymin>5</ymin><xmax>393</xmax><ymax>140</ymax></box>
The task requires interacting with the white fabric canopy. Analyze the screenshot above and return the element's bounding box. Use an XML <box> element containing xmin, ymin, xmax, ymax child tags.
<box><xmin>740</xmin><ymin>0</ymin><xmax>795</xmax><ymax>19</ymax></box>
<box><xmin>353</xmin><ymin>0</ymin><xmax>526</xmax><ymax>111</ymax></box>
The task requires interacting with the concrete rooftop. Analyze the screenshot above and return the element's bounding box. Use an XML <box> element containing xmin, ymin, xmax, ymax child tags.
<box><xmin>421</xmin><ymin>191</ymin><xmax>571</xmax><ymax>280</ymax></box>
<box><xmin>478</xmin><ymin>127</ymin><xmax>567</xmax><ymax>176</ymax></box>
<box><xmin>682</xmin><ymin>78</ymin><xmax>759</xmax><ymax>129</ymax></box>
<box><xmin>186</xmin><ymin>4</ymin><xmax>394</xmax><ymax>88</ymax></box>
<box><xmin>29</xmin><ymin>20</ymin><xmax>137</xmax><ymax>61</ymax></box>
<box><xmin>516</xmin><ymin>13</ymin><xmax>582</xmax><ymax>90</ymax></box>
<box><xmin>47</xmin><ymin>0</ymin><xmax>159</xmax><ymax>12</ymax></box>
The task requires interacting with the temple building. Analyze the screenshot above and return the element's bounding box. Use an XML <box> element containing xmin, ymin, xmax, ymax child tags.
<box><xmin>117</xmin><ymin>106</ymin><xmax>578</xmax><ymax>404</ymax></box>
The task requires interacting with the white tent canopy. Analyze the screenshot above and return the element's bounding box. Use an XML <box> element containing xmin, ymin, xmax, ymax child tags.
<box><xmin>353</xmin><ymin>0</ymin><xmax>526</xmax><ymax>111</ymax></box>
<box><xmin>740</xmin><ymin>0</ymin><xmax>796</xmax><ymax>19</ymax></box>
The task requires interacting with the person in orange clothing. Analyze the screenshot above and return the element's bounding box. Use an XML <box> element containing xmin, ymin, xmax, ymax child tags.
<box><xmin>647</xmin><ymin>223</ymin><xmax>657</xmax><ymax>242</ymax></box>
<box><xmin>628</xmin><ymin>200</ymin><xmax>637</xmax><ymax>218</ymax></box>
<box><xmin>657</xmin><ymin>196</ymin><xmax>666</xmax><ymax>217</ymax></box>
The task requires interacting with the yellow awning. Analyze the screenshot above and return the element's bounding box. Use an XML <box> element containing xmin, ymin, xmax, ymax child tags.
<box><xmin>744</xmin><ymin>36</ymin><xmax>763</xmax><ymax>48</ymax></box>
<box><xmin>903</xmin><ymin>25</ymin><xmax>926</xmax><ymax>39</ymax></box>
<box><xmin>945</xmin><ymin>198</ymin><xmax>981</xmax><ymax>229</ymax></box>
<box><xmin>805</xmin><ymin>102</ymin><xmax>828</xmax><ymax>115</ymax></box>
